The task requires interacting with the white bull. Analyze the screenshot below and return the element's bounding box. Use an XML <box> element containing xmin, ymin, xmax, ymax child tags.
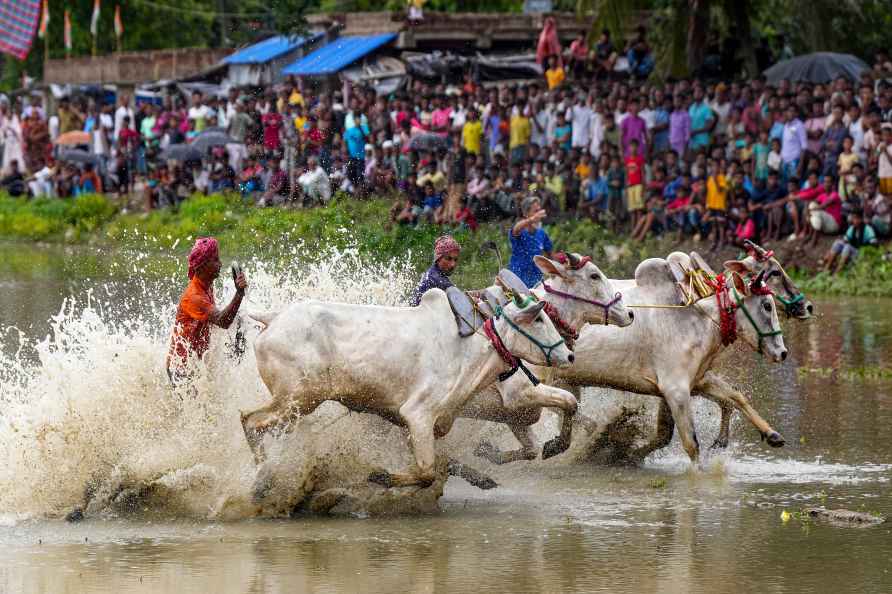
<box><xmin>241</xmin><ymin>291</ymin><xmax>574</xmax><ymax>489</ymax></box>
<box><xmin>541</xmin><ymin>257</ymin><xmax>788</xmax><ymax>464</ymax></box>
<box><xmin>470</xmin><ymin>257</ymin><xmax>788</xmax><ymax>466</ymax></box>
<box><xmin>460</xmin><ymin>253</ymin><xmax>634</xmax><ymax>464</ymax></box>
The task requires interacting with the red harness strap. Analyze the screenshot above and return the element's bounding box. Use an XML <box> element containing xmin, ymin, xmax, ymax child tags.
<box><xmin>483</xmin><ymin>318</ymin><xmax>518</xmax><ymax>369</ymax></box>
<box><xmin>482</xmin><ymin>318</ymin><xmax>541</xmax><ymax>385</ymax></box>
<box><xmin>542</xmin><ymin>302</ymin><xmax>579</xmax><ymax>349</ymax></box>
<box><xmin>704</xmin><ymin>273</ymin><xmax>738</xmax><ymax>346</ymax></box>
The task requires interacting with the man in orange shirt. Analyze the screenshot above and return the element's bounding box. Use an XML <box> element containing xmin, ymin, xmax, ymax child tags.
<box><xmin>167</xmin><ymin>237</ymin><xmax>248</xmax><ymax>382</ymax></box>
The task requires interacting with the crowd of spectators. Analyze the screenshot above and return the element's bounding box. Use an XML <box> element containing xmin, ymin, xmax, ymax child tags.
<box><xmin>2</xmin><ymin>27</ymin><xmax>892</xmax><ymax>273</ymax></box>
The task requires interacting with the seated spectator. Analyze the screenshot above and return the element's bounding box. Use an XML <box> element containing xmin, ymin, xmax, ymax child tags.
<box><xmin>238</xmin><ymin>157</ymin><xmax>264</xmax><ymax>200</ymax></box>
<box><xmin>1</xmin><ymin>159</ymin><xmax>26</xmax><ymax>197</ymax></box>
<box><xmin>208</xmin><ymin>153</ymin><xmax>236</xmax><ymax>193</ymax></box>
<box><xmin>27</xmin><ymin>163</ymin><xmax>55</xmax><ymax>198</ymax></box>
<box><xmin>298</xmin><ymin>156</ymin><xmax>331</xmax><ymax>205</ymax></box>
<box><xmin>258</xmin><ymin>157</ymin><xmax>288</xmax><ymax>207</ymax></box>
<box><xmin>822</xmin><ymin>209</ymin><xmax>877</xmax><ymax>274</ymax></box>
<box><xmin>798</xmin><ymin>174</ymin><xmax>842</xmax><ymax>247</ymax></box>
<box><xmin>76</xmin><ymin>163</ymin><xmax>103</xmax><ymax>195</ymax></box>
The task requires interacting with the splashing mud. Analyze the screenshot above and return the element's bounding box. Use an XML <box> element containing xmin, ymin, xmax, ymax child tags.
<box><xmin>0</xmin><ymin>247</ymin><xmax>437</xmax><ymax>522</ymax></box>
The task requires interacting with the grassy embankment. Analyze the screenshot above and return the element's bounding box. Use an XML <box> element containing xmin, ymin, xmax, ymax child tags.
<box><xmin>0</xmin><ymin>191</ymin><xmax>889</xmax><ymax>295</ymax></box>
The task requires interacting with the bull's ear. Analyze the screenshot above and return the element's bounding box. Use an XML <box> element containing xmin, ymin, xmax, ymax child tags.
<box><xmin>724</xmin><ymin>260</ymin><xmax>753</xmax><ymax>276</ymax></box>
<box><xmin>514</xmin><ymin>301</ymin><xmax>545</xmax><ymax>324</ymax></box>
<box><xmin>534</xmin><ymin>255</ymin><xmax>569</xmax><ymax>279</ymax></box>
<box><xmin>730</xmin><ymin>272</ymin><xmax>748</xmax><ymax>295</ymax></box>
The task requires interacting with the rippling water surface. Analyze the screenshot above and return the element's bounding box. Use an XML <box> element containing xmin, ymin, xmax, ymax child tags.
<box><xmin>1</xmin><ymin>244</ymin><xmax>890</xmax><ymax>594</ymax></box>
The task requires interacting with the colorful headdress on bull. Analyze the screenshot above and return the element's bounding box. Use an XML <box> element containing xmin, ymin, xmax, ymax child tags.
<box><xmin>553</xmin><ymin>252</ymin><xmax>591</xmax><ymax>270</ymax></box>
<box><xmin>187</xmin><ymin>237</ymin><xmax>219</xmax><ymax>279</ymax></box>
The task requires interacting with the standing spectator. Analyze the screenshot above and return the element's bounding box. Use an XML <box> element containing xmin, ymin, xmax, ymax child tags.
<box><xmin>620</xmin><ymin>98</ymin><xmax>647</xmax><ymax>156</ymax></box>
<box><xmin>688</xmin><ymin>86</ymin><xmax>715</xmax><ymax>153</ymax></box>
<box><xmin>509</xmin><ymin>196</ymin><xmax>553</xmax><ymax>288</ymax></box>
<box><xmin>781</xmin><ymin>105</ymin><xmax>807</xmax><ymax>182</ymax></box>
<box><xmin>462</xmin><ymin>108</ymin><xmax>483</xmax><ymax>156</ymax></box>
<box><xmin>669</xmin><ymin>93</ymin><xmax>691</xmax><ymax>158</ymax></box>
<box><xmin>624</xmin><ymin>139</ymin><xmax>646</xmax><ymax>230</ymax></box>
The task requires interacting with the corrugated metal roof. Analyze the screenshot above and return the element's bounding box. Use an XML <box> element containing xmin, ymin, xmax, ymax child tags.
<box><xmin>223</xmin><ymin>34</ymin><xmax>321</xmax><ymax>65</ymax></box>
<box><xmin>282</xmin><ymin>34</ymin><xmax>397</xmax><ymax>76</ymax></box>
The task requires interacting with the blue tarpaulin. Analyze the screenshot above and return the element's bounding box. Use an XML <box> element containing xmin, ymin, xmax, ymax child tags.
<box><xmin>282</xmin><ymin>34</ymin><xmax>397</xmax><ymax>76</ymax></box>
<box><xmin>223</xmin><ymin>34</ymin><xmax>321</xmax><ymax>65</ymax></box>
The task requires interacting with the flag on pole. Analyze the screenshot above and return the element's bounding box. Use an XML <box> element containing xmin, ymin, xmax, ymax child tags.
<box><xmin>0</xmin><ymin>0</ymin><xmax>41</xmax><ymax>59</ymax></box>
<box><xmin>114</xmin><ymin>5</ymin><xmax>123</xmax><ymax>38</ymax></box>
<box><xmin>90</xmin><ymin>0</ymin><xmax>101</xmax><ymax>37</ymax></box>
<box><xmin>64</xmin><ymin>9</ymin><xmax>71</xmax><ymax>51</ymax></box>
<box><xmin>38</xmin><ymin>0</ymin><xmax>49</xmax><ymax>39</ymax></box>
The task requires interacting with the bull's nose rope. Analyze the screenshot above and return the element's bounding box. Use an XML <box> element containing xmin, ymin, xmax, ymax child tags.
<box><xmin>542</xmin><ymin>284</ymin><xmax>623</xmax><ymax>325</ymax></box>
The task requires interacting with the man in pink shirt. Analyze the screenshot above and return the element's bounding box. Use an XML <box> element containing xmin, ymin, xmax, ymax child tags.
<box><xmin>797</xmin><ymin>174</ymin><xmax>842</xmax><ymax>247</ymax></box>
<box><xmin>430</xmin><ymin>96</ymin><xmax>453</xmax><ymax>137</ymax></box>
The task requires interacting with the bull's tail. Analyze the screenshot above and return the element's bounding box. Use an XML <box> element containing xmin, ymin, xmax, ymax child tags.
<box><xmin>247</xmin><ymin>310</ymin><xmax>280</xmax><ymax>328</ymax></box>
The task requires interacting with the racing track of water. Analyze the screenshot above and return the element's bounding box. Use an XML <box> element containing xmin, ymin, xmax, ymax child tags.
<box><xmin>0</xmin><ymin>243</ymin><xmax>890</xmax><ymax>593</ymax></box>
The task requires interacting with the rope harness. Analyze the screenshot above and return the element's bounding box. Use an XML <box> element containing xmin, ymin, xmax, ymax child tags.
<box><xmin>732</xmin><ymin>283</ymin><xmax>782</xmax><ymax>354</ymax></box>
<box><xmin>542</xmin><ymin>302</ymin><xmax>579</xmax><ymax>349</ymax></box>
<box><xmin>546</xmin><ymin>252</ymin><xmax>624</xmax><ymax>325</ymax></box>
<box><xmin>703</xmin><ymin>273</ymin><xmax>738</xmax><ymax>346</ymax></box>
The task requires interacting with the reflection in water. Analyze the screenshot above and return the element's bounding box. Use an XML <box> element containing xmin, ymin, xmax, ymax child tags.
<box><xmin>1</xmin><ymin>245</ymin><xmax>892</xmax><ymax>594</ymax></box>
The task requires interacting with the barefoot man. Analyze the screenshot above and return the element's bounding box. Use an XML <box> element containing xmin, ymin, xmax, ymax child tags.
<box><xmin>167</xmin><ymin>237</ymin><xmax>248</xmax><ymax>382</ymax></box>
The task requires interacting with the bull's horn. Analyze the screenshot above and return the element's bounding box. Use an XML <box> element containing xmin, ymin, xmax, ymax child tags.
<box><xmin>567</xmin><ymin>252</ymin><xmax>580</xmax><ymax>268</ymax></box>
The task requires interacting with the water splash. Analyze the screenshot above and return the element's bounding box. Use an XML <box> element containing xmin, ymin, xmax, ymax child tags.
<box><xmin>0</xmin><ymin>245</ymin><xmax>419</xmax><ymax>521</ymax></box>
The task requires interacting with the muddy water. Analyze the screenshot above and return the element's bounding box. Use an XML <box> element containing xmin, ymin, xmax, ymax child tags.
<box><xmin>1</xmin><ymin>243</ymin><xmax>891</xmax><ymax>594</ymax></box>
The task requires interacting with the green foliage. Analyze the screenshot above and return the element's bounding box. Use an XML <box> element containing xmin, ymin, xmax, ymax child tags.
<box><xmin>791</xmin><ymin>247</ymin><xmax>892</xmax><ymax>297</ymax></box>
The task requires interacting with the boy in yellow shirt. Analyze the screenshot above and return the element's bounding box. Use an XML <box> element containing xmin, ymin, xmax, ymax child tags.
<box><xmin>509</xmin><ymin>108</ymin><xmax>531</xmax><ymax>164</ymax></box>
<box><xmin>705</xmin><ymin>160</ymin><xmax>729</xmax><ymax>250</ymax></box>
<box><xmin>545</xmin><ymin>56</ymin><xmax>565</xmax><ymax>90</ymax></box>
<box><xmin>462</xmin><ymin>109</ymin><xmax>483</xmax><ymax>155</ymax></box>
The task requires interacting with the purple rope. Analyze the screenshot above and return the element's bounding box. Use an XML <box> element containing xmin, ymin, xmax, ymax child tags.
<box><xmin>543</xmin><ymin>284</ymin><xmax>623</xmax><ymax>326</ymax></box>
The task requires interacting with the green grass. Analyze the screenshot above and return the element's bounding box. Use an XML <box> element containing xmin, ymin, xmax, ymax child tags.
<box><xmin>4</xmin><ymin>191</ymin><xmax>892</xmax><ymax>296</ymax></box>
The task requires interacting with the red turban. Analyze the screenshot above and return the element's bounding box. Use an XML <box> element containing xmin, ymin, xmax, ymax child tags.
<box><xmin>434</xmin><ymin>235</ymin><xmax>461</xmax><ymax>262</ymax></box>
<box><xmin>187</xmin><ymin>237</ymin><xmax>219</xmax><ymax>279</ymax></box>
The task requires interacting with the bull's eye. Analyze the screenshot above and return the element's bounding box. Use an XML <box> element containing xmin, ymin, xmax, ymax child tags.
<box><xmin>590</xmin><ymin>274</ymin><xmax>599</xmax><ymax>281</ymax></box>
<box><xmin>535</xmin><ymin>317</ymin><xmax>543</xmax><ymax>324</ymax></box>
<box><xmin>763</xmin><ymin>301</ymin><xmax>772</xmax><ymax>313</ymax></box>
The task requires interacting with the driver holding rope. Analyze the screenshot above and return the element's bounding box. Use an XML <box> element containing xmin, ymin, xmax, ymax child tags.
<box><xmin>410</xmin><ymin>235</ymin><xmax>461</xmax><ymax>306</ymax></box>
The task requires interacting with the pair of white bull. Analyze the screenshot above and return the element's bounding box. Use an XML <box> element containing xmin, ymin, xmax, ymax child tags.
<box><xmin>242</xmin><ymin>250</ymin><xmax>804</xmax><ymax>489</ymax></box>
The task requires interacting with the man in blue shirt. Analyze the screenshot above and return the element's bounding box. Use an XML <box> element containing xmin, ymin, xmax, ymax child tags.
<box><xmin>688</xmin><ymin>86</ymin><xmax>715</xmax><ymax>152</ymax></box>
<box><xmin>509</xmin><ymin>196</ymin><xmax>553</xmax><ymax>288</ymax></box>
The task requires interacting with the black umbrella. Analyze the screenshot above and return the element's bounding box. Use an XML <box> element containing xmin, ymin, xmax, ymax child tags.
<box><xmin>161</xmin><ymin>143</ymin><xmax>203</xmax><ymax>162</ymax></box>
<box><xmin>191</xmin><ymin>131</ymin><xmax>236</xmax><ymax>153</ymax></box>
<box><xmin>58</xmin><ymin>148</ymin><xmax>100</xmax><ymax>166</ymax></box>
<box><xmin>764</xmin><ymin>52</ymin><xmax>869</xmax><ymax>84</ymax></box>
<box><xmin>408</xmin><ymin>133</ymin><xmax>447</xmax><ymax>152</ymax></box>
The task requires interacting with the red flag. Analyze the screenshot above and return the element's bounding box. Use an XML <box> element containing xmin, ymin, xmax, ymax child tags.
<box><xmin>114</xmin><ymin>5</ymin><xmax>123</xmax><ymax>38</ymax></box>
<box><xmin>38</xmin><ymin>0</ymin><xmax>49</xmax><ymax>39</ymax></box>
<box><xmin>64</xmin><ymin>9</ymin><xmax>71</xmax><ymax>51</ymax></box>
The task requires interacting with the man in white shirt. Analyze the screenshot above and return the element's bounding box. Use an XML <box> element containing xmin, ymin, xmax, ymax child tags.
<box><xmin>589</xmin><ymin>101</ymin><xmax>606</xmax><ymax>158</ymax></box>
<box><xmin>113</xmin><ymin>94</ymin><xmax>134</xmax><ymax>143</ymax></box>
<box><xmin>530</xmin><ymin>100</ymin><xmax>551</xmax><ymax>148</ymax></box>
<box><xmin>567</xmin><ymin>93</ymin><xmax>593</xmax><ymax>150</ymax></box>
<box><xmin>298</xmin><ymin>155</ymin><xmax>331</xmax><ymax>204</ymax></box>
<box><xmin>709</xmin><ymin>83</ymin><xmax>732</xmax><ymax>131</ymax></box>
<box><xmin>847</xmin><ymin>104</ymin><xmax>867</xmax><ymax>162</ymax></box>
<box><xmin>188</xmin><ymin>91</ymin><xmax>210</xmax><ymax>133</ymax></box>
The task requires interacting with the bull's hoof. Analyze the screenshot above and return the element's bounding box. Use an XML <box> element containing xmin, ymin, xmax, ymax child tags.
<box><xmin>764</xmin><ymin>431</ymin><xmax>785</xmax><ymax>448</ymax></box>
<box><xmin>368</xmin><ymin>470</ymin><xmax>394</xmax><ymax>488</ymax></box>
<box><xmin>542</xmin><ymin>437</ymin><xmax>569</xmax><ymax>460</ymax></box>
<box><xmin>474</xmin><ymin>440</ymin><xmax>500</xmax><ymax>462</ymax></box>
<box><xmin>65</xmin><ymin>508</ymin><xmax>84</xmax><ymax>523</ymax></box>
<box><xmin>710</xmin><ymin>435</ymin><xmax>730</xmax><ymax>450</ymax></box>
